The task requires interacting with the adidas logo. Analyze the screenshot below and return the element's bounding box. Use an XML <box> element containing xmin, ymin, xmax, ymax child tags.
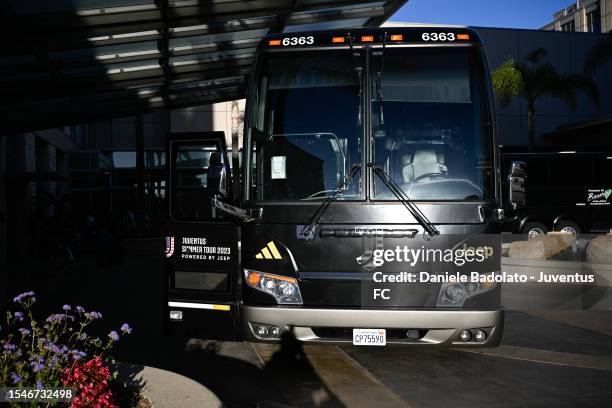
<box><xmin>255</xmin><ymin>241</ymin><xmax>282</xmax><ymax>260</ymax></box>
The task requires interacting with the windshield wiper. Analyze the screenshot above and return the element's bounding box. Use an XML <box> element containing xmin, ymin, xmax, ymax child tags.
<box><xmin>299</xmin><ymin>163</ymin><xmax>362</xmax><ymax>239</ymax></box>
<box><xmin>347</xmin><ymin>33</ymin><xmax>364</xmax><ymax>126</ymax></box>
<box><xmin>368</xmin><ymin>163</ymin><xmax>439</xmax><ymax>238</ymax></box>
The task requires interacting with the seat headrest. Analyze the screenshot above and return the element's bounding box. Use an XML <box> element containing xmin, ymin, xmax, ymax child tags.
<box><xmin>412</xmin><ymin>149</ymin><xmax>439</xmax><ymax>164</ymax></box>
<box><xmin>401</xmin><ymin>154</ymin><xmax>413</xmax><ymax>165</ymax></box>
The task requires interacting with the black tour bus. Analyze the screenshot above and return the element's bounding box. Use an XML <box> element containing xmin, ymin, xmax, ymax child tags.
<box><xmin>501</xmin><ymin>148</ymin><xmax>612</xmax><ymax>237</ymax></box>
<box><xmin>164</xmin><ymin>27</ymin><xmax>524</xmax><ymax>347</ymax></box>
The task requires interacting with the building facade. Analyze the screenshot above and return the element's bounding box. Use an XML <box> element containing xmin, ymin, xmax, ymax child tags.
<box><xmin>542</xmin><ymin>0</ymin><xmax>612</xmax><ymax>33</ymax></box>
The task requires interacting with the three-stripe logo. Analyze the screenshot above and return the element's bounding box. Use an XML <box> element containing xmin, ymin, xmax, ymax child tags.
<box><xmin>255</xmin><ymin>241</ymin><xmax>283</xmax><ymax>260</ymax></box>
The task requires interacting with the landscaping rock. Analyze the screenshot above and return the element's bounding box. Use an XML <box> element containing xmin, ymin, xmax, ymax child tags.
<box><xmin>508</xmin><ymin>234</ymin><xmax>574</xmax><ymax>260</ymax></box>
<box><xmin>587</xmin><ymin>235</ymin><xmax>612</xmax><ymax>265</ymax></box>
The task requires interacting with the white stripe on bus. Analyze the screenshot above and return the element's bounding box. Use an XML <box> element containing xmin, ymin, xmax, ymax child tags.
<box><xmin>168</xmin><ymin>301</ymin><xmax>231</xmax><ymax>311</ymax></box>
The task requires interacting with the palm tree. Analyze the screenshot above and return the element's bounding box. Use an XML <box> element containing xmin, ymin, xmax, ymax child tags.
<box><xmin>491</xmin><ymin>48</ymin><xmax>599</xmax><ymax>152</ymax></box>
<box><xmin>585</xmin><ymin>30</ymin><xmax>612</xmax><ymax>76</ymax></box>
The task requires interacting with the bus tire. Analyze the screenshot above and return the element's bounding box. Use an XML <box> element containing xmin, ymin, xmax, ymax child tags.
<box><xmin>521</xmin><ymin>221</ymin><xmax>548</xmax><ymax>239</ymax></box>
<box><xmin>555</xmin><ymin>220</ymin><xmax>581</xmax><ymax>236</ymax></box>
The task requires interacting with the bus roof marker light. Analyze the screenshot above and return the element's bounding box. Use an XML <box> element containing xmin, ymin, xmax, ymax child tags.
<box><xmin>361</xmin><ymin>35</ymin><xmax>374</xmax><ymax>42</ymax></box>
<box><xmin>332</xmin><ymin>36</ymin><xmax>345</xmax><ymax>43</ymax></box>
<box><xmin>268</xmin><ymin>39</ymin><xmax>281</xmax><ymax>46</ymax></box>
<box><xmin>457</xmin><ymin>34</ymin><xmax>470</xmax><ymax>40</ymax></box>
<box><xmin>390</xmin><ymin>34</ymin><xmax>403</xmax><ymax>41</ymax></box>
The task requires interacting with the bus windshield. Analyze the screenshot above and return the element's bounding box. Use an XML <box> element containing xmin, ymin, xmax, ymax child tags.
<box><xmin>371</xmin><ymin>47</ymin><xmax>493</xmax><ymax>201</ymax></box>
<box><xmin>249</xmin><ymin>46</ymin><xmax>493</xmax><ymax>202</ymax></box>
<box><xmin>250</xmin><ymin>50</ymin><xmax>363</xmax><ymax>201</ymax></box>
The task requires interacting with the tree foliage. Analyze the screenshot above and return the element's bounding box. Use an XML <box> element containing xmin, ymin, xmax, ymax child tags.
<box><xmin>492</xmin><ymin>48</ymin><xmax>600</xmax><ymax>110</ymax></box>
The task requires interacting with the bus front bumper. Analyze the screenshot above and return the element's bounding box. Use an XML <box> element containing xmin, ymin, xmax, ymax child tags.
<box><xmin>242</xmin><ymin>306</ymin><xmax>504</xmax><ymax>347</ymax></box>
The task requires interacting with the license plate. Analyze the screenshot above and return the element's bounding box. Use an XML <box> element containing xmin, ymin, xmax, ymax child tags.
<box><xmin>352</xmin><ymin>328</ymin><xmax>386</xmax><ymax>346</ymax></box>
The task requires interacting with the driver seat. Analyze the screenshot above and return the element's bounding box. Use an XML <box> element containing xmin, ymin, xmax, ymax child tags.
<box><xmin>402</xmin><ymin>149</ymin><xmax>447</xmax><ymax>183</ymax></box>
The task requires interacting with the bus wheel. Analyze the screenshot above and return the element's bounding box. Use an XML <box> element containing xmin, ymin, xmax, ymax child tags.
<box><xmin>555</xmin><ymin>220</ymin><xmax>581</xmax><ymax>236</ymax></box>
<box><xmin>522</xmin><ymin>222</ymin><xmax>548</xmax><ymax>239</ymax></box>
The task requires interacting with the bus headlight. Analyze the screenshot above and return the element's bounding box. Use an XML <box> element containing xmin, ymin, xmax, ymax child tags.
<box><xmin>437</xmin><ymin>277</ymin><xmax>496</xmax><ymax>307</ymax></box>
<box><xmin>244</xmin><ymin>269</ymin><xmax>303</xmax><ymax>305</ymax></box>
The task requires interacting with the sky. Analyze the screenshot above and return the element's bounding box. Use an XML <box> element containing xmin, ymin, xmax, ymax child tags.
<box><xmin>391</xmin><ymin>0</ymin><xmax>573</xmax><ymax>29</ymax></box>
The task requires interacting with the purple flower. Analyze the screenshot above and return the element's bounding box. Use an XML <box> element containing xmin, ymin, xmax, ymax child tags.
<box><xmin>36</xmin><ymin>381</ymin><xmax>44</xmax><ymax>389</ymax></box>
<box><xmin>71</xmin><ymin>350</ymin><xmax>87</xmax><ymax>361</ymax></box>
<box><xmin>18</xmin><ymin>328</ymin><xmax>30</xmax><ymax>336</ymax></box>
<box><xmin>43</xmin><ymin>342</ymin><xmax>61</xmax><ymax>354</ymax></box>
<box><xmin>30</xmin><ymin>354</ymin><xmax>44</xmax><ymax>363</ymax></box>
<box><xmin>78</xmin><ymin>333</ymin><xmax>88</xmax><ymax>341</ymax></box>
<box><xmin>10</xmin><ymin>373</ymin><xmax>22</xmax><ymax>384</ymax></box>
<box><xmin>76</xmin><ymin>306</ymin><xmax>85</xmax><ymax>313</ymax></box>
<box><xmin>14</xmin><ymin>312</ymin><xmax>24</xmax><ymax>321</ymax></box>
<box><xmin>13</xmin><ymin>291</ymin><xmax>35</xmax><ymax>303</ymax></box>
<box><xmin>48</xmin><ymin>355</ymin><xmax>60</xmax><ymax>368</ymax></box>
<box><xmin>3</xmin><ymin>343</ymin><xmax>17</xmax><ymax>351</ymax></box>
<box><xmin>120</xmin><ymin>323</ymin><xmax>132</xmax><ymax>334</ymax></box>
<box><xmin>108</xmin><ymin>331</ymin><xmax>120</xmax><ymax>341</ymax></box>
<box><xmin>46</xmin><ymin>313</ymin><xmax>70</xmax><ymax>324</ymax></box>
<box><xmin>62</xmin><ymin>304</ymin><xmax>71</xmax><ymax>311</ymax></box>
<box><xmin>32</xmin><ymin>362</ymin><xmax>45</xmax><ymax>372</ymax></box>
<box><xmin>86</xmin><ymin>311</ymin><xmax>102</xmax><ymax>320</ymax></box>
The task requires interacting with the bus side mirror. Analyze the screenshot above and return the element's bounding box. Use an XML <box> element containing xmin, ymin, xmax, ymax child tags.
<box><xmin>508</xmin><ymin>161</ymin><xmax>526</xmax><ymax>209</ymax></box>
<box><xmin>207</xmin><ymin>152</ymin><xmax>228</xmax><ymax>200</ymax></box>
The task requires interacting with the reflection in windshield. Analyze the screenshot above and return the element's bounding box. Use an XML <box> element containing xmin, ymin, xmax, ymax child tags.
<box><xmin>252</xmin><ymin>51</ymin><xmax>363</xmax><ymax>201</ymax></box>
<box><xmin>371</xmin><ymin>48</ymin><xmax>493</xmax><ymax>201</ymax></box>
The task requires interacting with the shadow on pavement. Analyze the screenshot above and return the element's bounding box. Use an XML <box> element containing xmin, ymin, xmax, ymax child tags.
<box><xmin>1</xmin><ymin>244</ymin><xmax>344</xmax><ymax>408</ymax></box>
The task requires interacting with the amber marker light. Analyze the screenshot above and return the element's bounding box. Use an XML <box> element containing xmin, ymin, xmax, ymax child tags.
<box><xmin>247</xmin><ymin>270</ymin><xmax>261</xmax><ymax>286</ymax></box>
<box><xmin>332</xmin><ymin>36</ymin><xmax>345</xmax><ymax>43</ymax></box>
<box><xmin>390</xmin><ymin>34</ymin><xmax>403</xmax><ymax>41</ymax></box>
<box><xmin>457</xmin><ymin>34</ymin><xmax>470</xmax><ymax>40</ymax></box>
<box><xmin>268</xmin><ymin>39</ymin><xmax>281</xmax><ymax>46</ymax></box>
<box><xmin>361</xmin><ymin>35</ymin><xmax>374</xmax><ymax>42</ymax></box>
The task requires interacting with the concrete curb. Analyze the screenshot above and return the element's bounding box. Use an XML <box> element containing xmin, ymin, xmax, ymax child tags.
<box><xmin>118</xmin><ymin>363</ymin><xmax>223</xmax><ymax>408</ymax></box>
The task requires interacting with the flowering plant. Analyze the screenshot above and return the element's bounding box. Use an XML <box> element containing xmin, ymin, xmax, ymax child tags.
<box><xmin>1</xmin><ymin>291</ymin><xmax>133</xmax><ymax>407</ymax></box>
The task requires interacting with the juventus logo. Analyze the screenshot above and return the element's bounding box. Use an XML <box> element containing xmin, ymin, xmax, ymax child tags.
<box><xmin>165</xmin><ymin>236</ymin><xmax>175</xmax><ymax>258</ymax></box>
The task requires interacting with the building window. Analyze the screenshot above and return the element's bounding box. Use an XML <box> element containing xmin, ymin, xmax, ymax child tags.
<box><xmin>586</xmin><ymin>10</ymin><xmax>601</xmax><ymax>33</ymax></box>
<box><xmin>561</xmin><ymin>20</ymin><xmax>575</xmax><ymax>32</ymax></box>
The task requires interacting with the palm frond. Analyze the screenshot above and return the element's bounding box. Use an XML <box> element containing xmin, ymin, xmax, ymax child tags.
<box><xmin>491</xmin><ymin>59</ymin><xmax>522</xmax><ymax>108</ymax></box>
<box><xmin>540</xmin><ymin>73</ymin><xmax>600</xmax><ymax>111</ymax></box>
<box><xmin>526</xmin><ymin>48</ymin><xmax>547</xmax><ymax>65</ymax></box>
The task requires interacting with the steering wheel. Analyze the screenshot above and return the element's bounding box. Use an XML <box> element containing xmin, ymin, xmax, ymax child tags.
<box><xmin>413</xmin><ymin>172</ymin><xmax>446</xmax><ymax>183</ymax></box>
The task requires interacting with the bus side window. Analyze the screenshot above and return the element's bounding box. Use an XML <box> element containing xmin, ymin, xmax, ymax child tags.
<box><xmin>172</xmin><ymin>144</ymin><xmax>222</xmax><ymax>221</ymax></box>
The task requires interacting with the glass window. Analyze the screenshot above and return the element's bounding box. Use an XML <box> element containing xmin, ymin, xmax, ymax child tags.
<box><xmin>111</xmin><ymin>151</ymin><xmax>137</xmax><ymax>168</ymax></box>
<box><xmin>145</xmin><ymin>151</ymin><xmax>166</xmax><ymax>168</ymax></box>
<box><xmin>171</xmin><ymin>143</ymin><xmax>225</xmax><ymax>221</ymax></box>
<box><xmin>370</xmin><ymin>47</ymin><xmax>492</xmax><ymax>201</ymax></box>
<box><xmin>251</xmin><ymin>50</ymin><xmax>363</xmax><ymax>201</ymax></box>
<box><xmin>561</xmin><ymin>20</ymin><xmax>575</xmax><ymax>32</ymax></box>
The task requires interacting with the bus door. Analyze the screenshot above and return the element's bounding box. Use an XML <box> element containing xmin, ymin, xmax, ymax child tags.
<box><xmin>165</xmin><ymin>132</ymin><xmax>241</xmax><ymax>340</ymax></box>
